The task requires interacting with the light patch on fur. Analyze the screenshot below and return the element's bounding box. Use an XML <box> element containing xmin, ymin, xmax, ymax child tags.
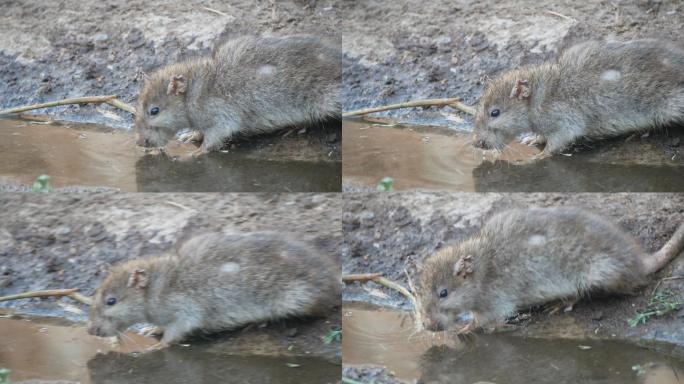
<box><xmin>528</xmin><ymin>235</ymin><xmax>547</xmax><ymax>246</ymax></box>
<box><xmin>662</xmin><ymin>58</ymin><xmax>672</xmax><ymax>67</ymax></box>
<box><xmin>219</xmin><ymin>262</ymin><xmax>240</xmax><ymax>273</ymax></box>
<box><xmin>257</xmin><ymin>65</ymin><xmax>277</xmax><ymax>77</ymax></box>
<box><xmin>600</xmin><ymin>70</ymin><xmax>621</xmax><ymax>82</ymax></box>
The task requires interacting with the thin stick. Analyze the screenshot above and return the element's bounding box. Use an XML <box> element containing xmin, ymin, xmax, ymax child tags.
<box><xmin>202</xmin><ymin>6</ymin><xmax>229</xmax><ymax>17</ymax></box>
<box><xmin>343</xmin><ymin>98</ymin><xmax>476</xmax><ymax>118</ymax></box>
<box><xmin>545</xmin><ymin>10</ymin><xmax>576</xmax><ymax>22</ymax></box>
<box><xmin>0</xmin><ymin>95</ymin><xmax>136</xmax><ymax>116</ymax></box>
<box><xmin>343</xmin><ymin>273</ymin><xmax>418</xmax><ymax>309</ymax></box>
<box><xmin>341</xmin><ymin>272</ymin><xmax>383</xmax><ymax>283</ymax></box>
<box><xmin>0</xmin><ymin>288</ymin><xmax>92</xmax><ymax>305</ymax></box>
<box><xmin>404</xmin><ymin>268</ymin><xmax>423</xmax><ymax>329</ymax></box>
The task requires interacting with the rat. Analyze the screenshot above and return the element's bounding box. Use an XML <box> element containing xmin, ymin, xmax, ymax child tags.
<box><xmin>418</xmin><ymin>207</ymin><xmax>684</xmax><ymax>332</ymax></box>
<box><xmin>87</xmin><ymin>231</ymin><xmax>340</xmax><ymax>346</ymax></box>
<box><xmin>472</xmin><ymin>39</ymin><xmax>684</xmax><ymax>158</ymax></box>
<box><xmin>134</xmin><ymin>34</ymin><xmax>341</xmax><ymax>155</ymax></box>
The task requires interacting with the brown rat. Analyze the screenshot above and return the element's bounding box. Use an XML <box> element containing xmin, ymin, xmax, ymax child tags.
<box><xmin>87</xmin><ymin>231</ymin><xmax>340</xmax><ymax>345</ymax></box>
<box><xmin>473</xmin><ymin>39</ymin><xmax>684</xmax><ymax>157</ymax></box>
<box><xmin>418</xmin><ymin>207</ymin><xmax>684</xmax><ymax>332</ymax></box>
<box><xmin>135</xmin><ymin>35</ymin><xmax>341</xmax><ymax>154</ymax></box>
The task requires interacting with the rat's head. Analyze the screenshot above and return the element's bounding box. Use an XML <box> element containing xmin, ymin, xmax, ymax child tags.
<box><xmin>418</xmin><ymin>248</ymin><xmax>478</xmax><ymax>332</ymax></box>
<box><xmin>135</xmin><ymin>68</ymin><xmax>192</xmax><ymax>148</ymax></box>
<box><xmin>473</xmin><ymin>75</ymin><xmax>534</xmax><ymax>151</ymax></box>
<box><xmin>87</xmin><ymin>266</ymin><xmax>150</xmax><ymax>337</ymax></box>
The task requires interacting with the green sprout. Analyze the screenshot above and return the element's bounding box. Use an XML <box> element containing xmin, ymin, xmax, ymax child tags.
<box><xmin>377</xmin><ymin>177</ymin><xmax>394</xmax><ymax>192</ymax></box>
<box><xmin>32</xmin><ymin>175</ymin><xmax>52</xmax><ymax>193</ymax></box>
<box><xmin>0</xmin><ymin>368</ymin><xmax>10</xmax><ymax>384</ymax></box>
<box><xmin>322</xmin><ymin>329</ymin><xmax>341</xmax><ymax>344</ymax></box>
<box><xmin>628</xmin><ymin>289</ymin><xmax>682</xmax><ymax>327</ymax></box>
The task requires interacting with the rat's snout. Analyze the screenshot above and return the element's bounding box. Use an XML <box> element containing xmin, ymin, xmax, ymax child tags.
<box><xmin>472</xmin><ymin>137</ymin><xmax>492</xmax><ymax>150</ymax></box>
<box><xmin>423</xmin><ymin>317</ymin><xmax>446</xmax><ymax>332</ymax></box>
<box><xmin>87</xmin><ymin>322</ymin><xmax>104</xmax><ymax>337</ymax></box>
<box><xmin>136</xmin><ymin>135</ymin><xmax>152</xmax><ymax>148</ymax></box>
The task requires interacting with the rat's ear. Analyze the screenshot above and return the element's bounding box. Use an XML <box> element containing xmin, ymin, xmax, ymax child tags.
<box><xmin>453</xmin><ymin>254</ymin><xmax>474</xmax><ymax>278</ymax></box>
<box><xmin>509</xmin><ymin>79</ymin><xmax>531</xmax><ymax>100</ymax></box>
<box><xmin>167</xmin><ymin>75</ymin><xmax>187</xmax><ymax>96</ymax></box>
<box><xmin>127</xmin><ymin>269</ymin><xmax>149</xmax><ymax>289</ymax></box>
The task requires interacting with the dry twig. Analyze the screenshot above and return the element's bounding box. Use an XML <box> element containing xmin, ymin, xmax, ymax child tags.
<box><xmin>343</xmin><ymin>98</ymin><xmax>476</xmax><ymax>118</ymax></box>
<box><xmin>343</xmin><ymin>272</ymin><xmax>422</xmax><ymax>329</ymax></box>
<box><xmin>0</xmin><ymin>288</ymin><xmax>92</xmax><ymax>305</ymax></box>
<box><xmin>0</xmin><ymin>95</ymin><xmax>136</xmax><ymax>116</ymax></box>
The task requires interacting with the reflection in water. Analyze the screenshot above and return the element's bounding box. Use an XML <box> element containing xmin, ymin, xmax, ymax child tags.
<box><xmin>343</xmin><ymin>120</ymin><xmax>684</xmax><ymax>192</ymax></box>
<box><xmin>135</xmin><ymin>153</ymin><xmax>341</xmax><ymax>192</ymax></box>
<box><xmin>0</xmin><ymin>317</ymin><xmax>154</xmax><ymax>383</ymax></box>
<box><xmin>88</xmin><ymin>350</ymin><xmax>340</xmax><ymax>384</ymax></box>
<box><xmin>342</xmin><ymin>304</ymin><xmax>684</xmax><ymax>384</ymax></box>
<box><xmin>0</xmin><ymin>317</ymin><xmax>340</xmax><ymax>384</ymax></box>
<box><xmin>473</xmin><ymin>158</ymin><xmax>684</xmax><ymax>192</ymax></box>
<box><xmin>0</xmin><ymin>118</ymin><xmax>341</xmax><ymax>192</ymax></box>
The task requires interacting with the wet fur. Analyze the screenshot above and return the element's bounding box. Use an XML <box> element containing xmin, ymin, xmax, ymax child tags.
<box><xmin>474</xmin><ymin>39</ymin><xmax>684</xmax><ymax>154</ymax></box>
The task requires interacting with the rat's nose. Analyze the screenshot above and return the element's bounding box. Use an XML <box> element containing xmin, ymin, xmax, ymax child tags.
<box><xmin>424</xmin><ymin>318</ymin><xmax>445</xmax><ymax>332</ymax></box>
<box><xmin>473</xmin><ymin>138</ymin><xmax>491</xmax><ymax>149</ymax></box>
<box><xmin>87</xmin><ymin>323</ymin><xmax>102</xmax><ymax>336</ymax></box>
<box><xmin>136</xmin><ymin>136</ymin><xmax>151</xmax><ymax>147</ymax></box>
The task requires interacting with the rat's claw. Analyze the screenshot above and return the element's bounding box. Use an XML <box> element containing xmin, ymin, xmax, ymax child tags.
<box><xmin>519</xmin><ymin>133</ymin><xmax>547</xmax><ymax>147</ymax></box>
<box><xmin>139</xmin><ymin>325</ymin><xmax>164</xmax><ymax>339</ymax></box>
<box><xmin>177</xmin><ymin>130</ymin><xmax>204</xmax><ymax>144</ymax></box>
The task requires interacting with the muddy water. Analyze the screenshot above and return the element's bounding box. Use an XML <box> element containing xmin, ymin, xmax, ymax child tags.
<box><xmin>343</xmin><ymin>120</ymin><xmax>684</xmax><ymax>192</ymax></box>
<box><xmin>0</xmin><ymin>118</ymin><xmax>341</xmax><ymax>192</ymax></box>
<box><xmin>342</xmin><ymin>303</ymin><xmax>684</xmax><ymax>384</ymax></box>
<box><xmin>0</xmin><ymin>317</ymin><xmax>340</xmax><ymax>384</ymax></box>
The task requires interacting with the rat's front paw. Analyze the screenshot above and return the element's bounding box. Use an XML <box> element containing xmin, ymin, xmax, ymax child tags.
<box><xmin>177</xmin><ymin>130</ymin><xmax>204</xmax><ymax>144</ymax></box>
<box><xmin>519</xmin><ymin>133</ymin><xmax>546</xmax><ymax>147</ymax></box>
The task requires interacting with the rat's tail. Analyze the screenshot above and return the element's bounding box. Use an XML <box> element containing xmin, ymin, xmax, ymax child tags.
<box><xmin>644</xmin><ymin>222</ymin><xmax>684</xmax><ymax>275</ymax></box>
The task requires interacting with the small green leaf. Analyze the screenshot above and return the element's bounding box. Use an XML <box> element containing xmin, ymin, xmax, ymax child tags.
<box><xmin>377</xmin><ymin>177</ymin><xmax>394</xmax><ymax>192</ymax></box>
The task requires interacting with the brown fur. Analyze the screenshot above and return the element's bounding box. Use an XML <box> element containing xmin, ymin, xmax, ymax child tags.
<box><xmin>135</xmin><ymin>35</ymin><xmax>341</xmax><ymax>151</ymax></box>
<box><xmin>87</xmin><ymin>231</ymin><xmax>340</xmax><ymax>344</ymax></box>
<box><xmin>418</xmin><ymin>207</ymin><xmax>684</xmax><ymax>332</ymax></box>
<box><xmin>473</xmin><ymin>39</ymin><xmax>684</xmax><ymax>155</ymax></box>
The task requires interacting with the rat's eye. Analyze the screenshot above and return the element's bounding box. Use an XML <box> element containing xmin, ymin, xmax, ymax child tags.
<box><xmin>106</xmin><ymin>297</ymin><xmax>117</xmax><ymax>306</ymax></box>
<box><xmin>490</xmin><ymin>109</ymin><xmax>500</xmax><ymax>118</ymax></box>
<box><xmin>149</xmin><ymin>107</ymin><xmax>160</xmax><ymax>116</ymax></box>
<box><xmin>439</xmin><ymin>289</ymin><xmax>448</xmax><ymax>298</ymax></box>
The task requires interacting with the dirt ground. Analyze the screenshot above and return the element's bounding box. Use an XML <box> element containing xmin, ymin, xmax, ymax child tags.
<box><xmin>0</xmin><ymin>0</ymin><xmax>341</xmax><ymax>152</ymax></box>
<box><xmin>342</xmin><ymin>192</ymin><xmax>684</xmax><ymax>349</ymax></box>
<box><xmin>341</xmin><ymin>0</ymin><xmax>684</xmax><ymax>158</ymax></box>
<box><xmin>0</xmin><ymin>193</ymin><xmax>342</xmax><ymax>361</ymax></box>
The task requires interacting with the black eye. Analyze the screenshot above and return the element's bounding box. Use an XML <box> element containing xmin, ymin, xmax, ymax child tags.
<box><xmin>490</xmin><ymin>109</ymin><xmax>500</xmax><ymax>117</ymax></box>
<box><xmin>439</xmin><ymin>289</ymin><xmax>448</xmax><ymax>298</ymax></box>
<box><xmin>106</xmin><ymin>297</ymin><xmax>117</xmax><ymax>306</ymax></box>
<box><xmin>149</xmin><ymin>107</ymin><xmax>159</xmax><ymax>116</ymax></box>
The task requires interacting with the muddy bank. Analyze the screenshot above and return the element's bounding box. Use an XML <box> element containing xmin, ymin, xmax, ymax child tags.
<box><xmin>341</xmin><ymin>0</ymin><xmax>684</xmax><ymax>163</ymax></box>
<box><xmin>0</xmin><ymin>193</ymin><xmax>342</xmax><ymax>362</ymax></box>
<box><xmin>0</xmin><ymin>0</ymin><xmax>340</xmax><ymax>126</ymax></box>
<box><xmin>342</xmin><ymin>193</ymin><xmax>684</xmax><ymax>348</ymax></box>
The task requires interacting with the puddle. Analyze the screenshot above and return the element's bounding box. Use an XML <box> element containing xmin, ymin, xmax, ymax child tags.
<box><xmin>0</xmin><ymin>118</ymin><xmax>341</xmax><ymax>192</ymax></box>
<box><xmin>0</xmin><ymin>317</ymin><xmax>340</xmax><ymax>384</ymax></box>
<box><xmin>342</xmin><ymin>120</ymin><xmax>684</xmax><ymax>192</ymax></box>
<box><xmin>342</xmin><ymin>303</ymin><xmax>684</xmax><ymax>383</ymax></box>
